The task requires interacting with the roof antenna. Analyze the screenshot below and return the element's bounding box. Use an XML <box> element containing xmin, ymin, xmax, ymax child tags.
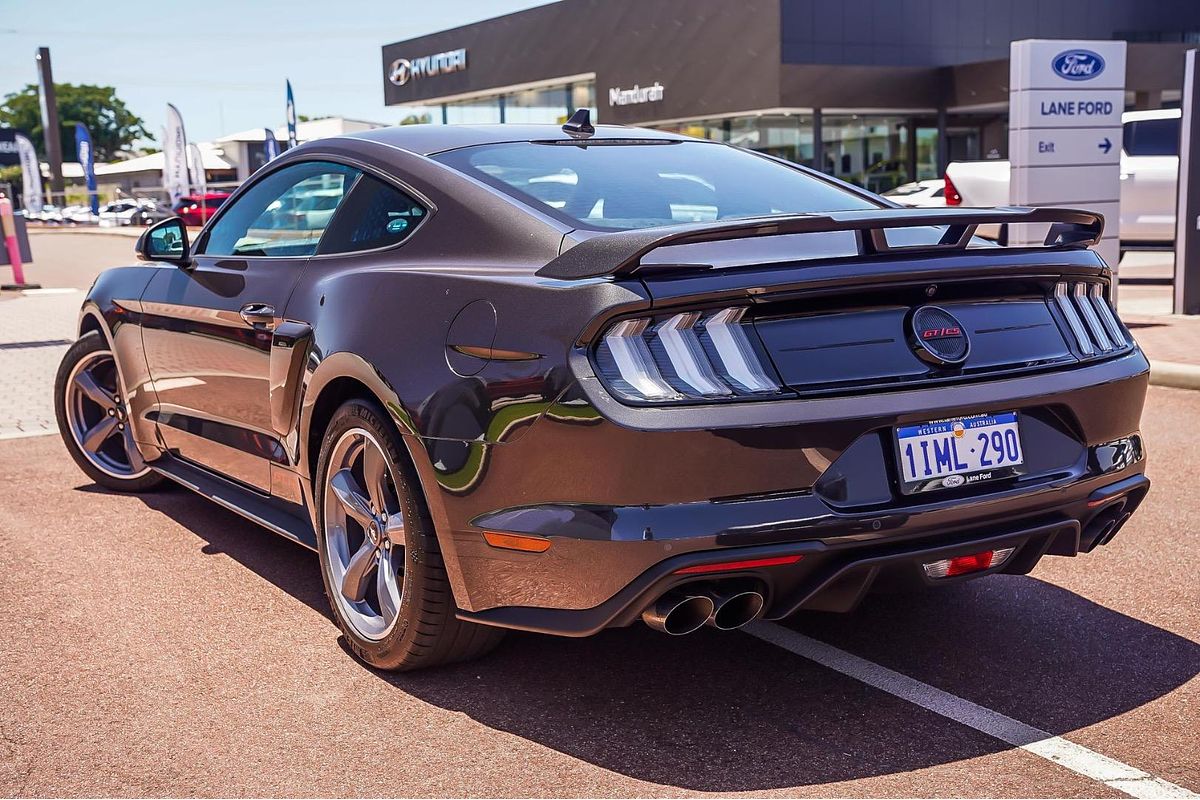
<box><xmin>562</xmin><ymin>108</ymin><xmax>594</xmax><ymax>138</ymax></box>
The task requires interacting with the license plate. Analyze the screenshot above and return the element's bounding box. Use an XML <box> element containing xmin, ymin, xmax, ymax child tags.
<box><xmin>895</xmin><ymin>412</ymin><xmax>1025</xmax><ymax>494</ymax></box>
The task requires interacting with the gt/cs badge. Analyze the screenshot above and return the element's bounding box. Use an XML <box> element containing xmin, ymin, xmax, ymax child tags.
<box><xmin>910</xmin><ymin>305</ymin><xmax>970</xmax><ymax>366</ymax></box>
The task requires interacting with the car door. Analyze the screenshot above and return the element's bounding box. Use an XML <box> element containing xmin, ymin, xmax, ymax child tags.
<box><xmin>140</xmin><ymin>160</ymin><xmax>360</xmax><ymax>492</ymax></box>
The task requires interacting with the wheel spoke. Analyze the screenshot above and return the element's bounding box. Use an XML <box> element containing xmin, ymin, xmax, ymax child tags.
<box><xmin>330</xmin><ymin>469</ymin><xmax>374</xmax><ymax>528</ymax></box>
<box><xmin>74</xmin><ymin>368</ymin><xmax>117</xmax><ymax>411</ymax></box>
<box><xmin>384</xmin><ymin>511</ymin><xmax>405</xmax><ymax>546</ymax></box>
<box><xmin>122</xmin><ymin>424</ymin><xmax>146</xmax><ymax>472</ymax></box>
<box><xmin>362</xmin><ymin>444</ymin><xmax>389</xmax><ymax>513</ymax></box>
<box><xmin>340</xmin><ymin>540</ymin><xmax>378</xmax><ymax>603</ymax></box>
<box><xmin>81</xmin><ymin>416</ymin><xmax>118</xmax><ymax>453</ymax></box>
<box><xmin>377</xmin><ymin>551</ymin><xmax>401</xmax><ymax>623</ymax></box>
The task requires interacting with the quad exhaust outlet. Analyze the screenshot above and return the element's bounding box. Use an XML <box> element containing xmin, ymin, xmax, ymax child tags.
<box><xmin>641</xmin><ymin>590</ymin><xmax>714</xmax><ymax>636</ymax></box>
<box><xmin>641</xmin><ymin>583</ymin><xmax>765</xmax><ymax>635</ymax></box>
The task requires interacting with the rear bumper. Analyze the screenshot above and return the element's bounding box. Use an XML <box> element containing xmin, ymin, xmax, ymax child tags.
<box><xmin>427</xmin><ymin>348</ymin><xmax>1149</xmax><ymax>626</ymax></box>
<box><xmin>457</xmin><ymin>473</ymin><xmax>1149</xmax><ymax>636</ymax></box>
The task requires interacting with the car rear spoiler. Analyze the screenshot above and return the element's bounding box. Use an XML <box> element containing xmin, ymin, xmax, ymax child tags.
<box><xmin>535</xmin><ymin>206</ymin><xmax>1105</xmax><ymax>281</ymax></box>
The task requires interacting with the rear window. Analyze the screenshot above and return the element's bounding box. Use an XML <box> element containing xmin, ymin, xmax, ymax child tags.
<box><xmin>434</xmin><ymin>140</ymin><xmax>877</xmax><ymax>230</ymax></box>
<box><xmin>1123</xmin><ymin>118</ymin><xmax>1180</xmax><ymax>156</ymax></box>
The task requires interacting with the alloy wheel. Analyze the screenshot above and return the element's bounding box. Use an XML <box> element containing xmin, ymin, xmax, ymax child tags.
<box><xmin>64</xmin><ymin>350</ymin><xmax>149</xmax><ymax>479</ymax></box>
<box><xmin>322</xmin><ymin>428</ymin><xmax>406</xmax><ymax>641</ymax></box>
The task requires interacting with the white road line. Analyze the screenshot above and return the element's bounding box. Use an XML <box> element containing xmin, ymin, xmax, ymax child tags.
<box><xmin>745</xmin><ymin>621</ymin><xmax>1198</xmax><ymax>799</ymax></box>
<box><xmin>18</xmin><ymin>288</ymin><xmax>78</xmax><ymax>296</ymax></box>
<box><xmin>0</xmin><ymin>429</ymin><xmax>58</xmax><ymax>441</ymax></box>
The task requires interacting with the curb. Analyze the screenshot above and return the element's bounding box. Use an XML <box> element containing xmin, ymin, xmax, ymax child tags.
<box><xmin>1149</xmin><ymin>360</ymin><xmax>1200</xmax><ymax>391</ymax></box>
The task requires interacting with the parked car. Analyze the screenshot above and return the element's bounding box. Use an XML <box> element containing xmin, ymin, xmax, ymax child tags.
<box><xmin>944</xmin><ymin>108</ymin><xmax>1180</xmax><ymax>246</ymax></box>
<box><xmin>61</xmin><ymin>204</ymin><xmax>99</xmax><ymax>225</ymax></box>
<box><xmin>54</xmin><ymin>116</ymin><xmax>1150</xmax><ymax>671</ymax></box>
<box><xmin>98</xmin><ymin>199</ymin><xmax>165</xmax><ymax>227</ymax></box>
<box><xmin>129</xmin><ymin>199</ymin><xmax>175</xmax><ymax>227</ymax></box>
<box><xmin>172</xmin><ymin>192</ymin><xmax>231</xmax><ymax>226</ymax></box>
<box><xmin>30</xmin><ymin>203</ymin><xmax>62</xmax><ymax>223</ymax></box>
<box><xmin>882</xmin><ymin>179</ymin><xmax>946</xmax><ymax>208</ymax></box>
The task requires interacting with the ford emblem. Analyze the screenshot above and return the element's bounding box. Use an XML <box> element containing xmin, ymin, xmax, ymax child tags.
<box><xmin>1052</xmin><ymin>49</ymin><xmax>1105</xmax><ymax>81</ymax></box>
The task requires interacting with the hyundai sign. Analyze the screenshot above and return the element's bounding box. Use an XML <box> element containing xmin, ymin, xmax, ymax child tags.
<box><xmin>389</xmin><ymin>48</ymin><xmax>467</xmax><ymax>86</ymax></box>
<box><xmin>1051</xmin><ymin>49</ymin><xmax>1105</xmax><ymax>81</ymax></box>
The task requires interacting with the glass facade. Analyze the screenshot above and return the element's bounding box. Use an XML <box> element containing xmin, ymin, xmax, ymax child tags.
<box><xmin>397</xmin><ymin>80</ymin><xmax>597</xmax><ymax>127</ymax></box>
<box><xmin>655</xmin><ymin>113</ymin><xmax>980</xmax><ymax>192</ymax></box>
<box><xmin>395</xmin><ymin>82</ymin><xmax>996</xmax><ymax>193</ymax></box>
<box><xmin>654</xmin><ymin>114</ymin><xmax>917</xmax><ymax>192</ymax></box>
<box><xmin>821</xmin><ymin>115</ymin><xmax>908</xmax><ymax>193</ymax></box>
<box><xmin>655</xmin><ymin>115</ymin><xmax>815</xmax><ymax>168</ymax></box>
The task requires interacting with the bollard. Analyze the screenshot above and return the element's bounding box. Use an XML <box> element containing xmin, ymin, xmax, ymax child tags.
<box><xmin>0</xmin><ymin>195</ymin><xmax>40</xmax><ymax>291</ymax></box>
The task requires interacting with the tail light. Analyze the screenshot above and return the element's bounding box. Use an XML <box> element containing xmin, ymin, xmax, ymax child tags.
<box><xmin>944</xmin><ymin>173</ymin><xmax>962</xmax><ymax>206</ymax></box>
<box><xmin>594</xmin><ymin>307</ymin><xmax>784</xmax><ymax>404</ymax></box>
<box><xmin>1051</xmin><ymin>281</ymin><xmax>1128</xmax><ymax>357</ymax></box>
<box><xmin>923</xmin><ymin>547</ymin><xmax>1015</xmax><ymax>579</ymax></box>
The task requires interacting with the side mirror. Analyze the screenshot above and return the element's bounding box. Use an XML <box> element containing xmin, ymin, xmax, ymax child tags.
<box><xmin>136</xmin><ymin>217</ymin><xmax>191</xmax><ymax>266</ymax></box>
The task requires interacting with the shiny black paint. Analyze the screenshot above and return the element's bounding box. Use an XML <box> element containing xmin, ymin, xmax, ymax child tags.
<box><xmin>70</xmin><ymin>123</ymin><xmax>1151</xmax><ymax>636</ymax></box>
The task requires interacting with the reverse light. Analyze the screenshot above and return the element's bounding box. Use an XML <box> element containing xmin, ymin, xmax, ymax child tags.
<box><xmin>595</xmin><ymin>307</ymin><xmax>783</xmax><ymax>404</ymax></box>
<box><xmin>922</xmin><ymin>547</ymin><xmax>1015</xmax><ymax>579</ymax></box>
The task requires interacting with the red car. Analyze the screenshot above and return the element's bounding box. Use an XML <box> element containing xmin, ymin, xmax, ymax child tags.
<box><xmin>172</xmin><ymin>193</ymin><xmax>231</xmax><ymax>227</ymax></box>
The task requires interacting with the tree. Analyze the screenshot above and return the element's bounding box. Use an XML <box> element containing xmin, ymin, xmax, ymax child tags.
<box><xmin>0</xmin><ymin>83</ymin><xmax>152</xmax><ymax>162</ymax></box>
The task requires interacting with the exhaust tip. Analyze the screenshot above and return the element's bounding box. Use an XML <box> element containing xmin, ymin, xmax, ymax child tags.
<box><xmin>709</xmin><ymin>590</ymin><xmax>765</xmax><ymax>631</ymax></box>
<box><xmin>642</xmin><ymin>592</ymin><xmax>715</xmax><ymax>636</ymax></box>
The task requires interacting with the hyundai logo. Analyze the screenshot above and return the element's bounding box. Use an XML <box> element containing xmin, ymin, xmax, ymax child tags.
<box><xmin>1052</xmin><ymin>49</ymin><xmax>1105</xmax><ymax>81</ymax></box>
<box><xmin>388</xmin><ymin>48</ymin><xmax>467</xmax><ymax>86</ymax></box>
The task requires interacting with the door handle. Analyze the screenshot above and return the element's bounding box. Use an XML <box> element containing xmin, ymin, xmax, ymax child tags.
<box><xmin>239</xmin><ymin>302</ymin><xmax>278</xmax><ymax>330</ymax></box>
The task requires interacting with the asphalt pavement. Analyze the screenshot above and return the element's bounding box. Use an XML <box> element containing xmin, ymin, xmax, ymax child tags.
<box><xmin>0</xmin><ymin>232</ymin><xmax>1196</xmax><ymax>797</ymax></box>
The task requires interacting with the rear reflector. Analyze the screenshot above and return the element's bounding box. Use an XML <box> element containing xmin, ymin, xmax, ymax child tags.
<box><xmin>482</xmin><ymin>531</ymin><xmax>551</xmax><ymax>553</ymax></box>
<box><xmin>675</xmin><ymin>554</ymin><xmax>803</xmax><ymax>575</ymax></box>
<box><xmin>923</xmin><ymin>547</ymin><xmax>1015</xmax><ymax>579</ymax></box>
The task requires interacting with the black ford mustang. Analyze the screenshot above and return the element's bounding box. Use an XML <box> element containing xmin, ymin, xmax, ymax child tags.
<box><xmin>55</xmin><ymin>113</ymin><xmax>1149</xmax><ymax>670</ymax></box>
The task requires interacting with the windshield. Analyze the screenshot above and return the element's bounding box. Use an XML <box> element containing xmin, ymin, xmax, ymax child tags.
<box><xmin>434</xmin><ymin>140</ymin><xmax>878</xmax><ymax>230</ymax></box>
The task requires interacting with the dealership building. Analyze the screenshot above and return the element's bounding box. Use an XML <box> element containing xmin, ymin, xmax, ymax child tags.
<box><xmin>381</xmin><ymin>0</ymin><xmax>1200</xmax><ymax>192</ymax></box>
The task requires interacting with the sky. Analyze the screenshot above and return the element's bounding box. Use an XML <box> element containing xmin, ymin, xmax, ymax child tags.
<box><xmin>0</xmin><ymin>0</ymin><xmax>556</xmax><ymax>144</ymax></box>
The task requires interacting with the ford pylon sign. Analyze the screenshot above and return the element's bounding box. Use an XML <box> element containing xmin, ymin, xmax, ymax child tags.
<box><xmin>389</xmin><ymin>48</ymin><xmax>467</xmax><ymax>86</ymax></box>
<box><xmin>1052</xmin><ymin>49</ymin><xmax>1106</xmax><ymax>81</ymax></box>
<box><xmin>1009</xmin><ymin>39</ymin><xmax>1126</xmax><ymax>274</ymax></box>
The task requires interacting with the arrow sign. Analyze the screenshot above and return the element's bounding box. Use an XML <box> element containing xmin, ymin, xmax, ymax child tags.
<box><xmin>1099</xmin><ymin>136</ymin><xmax>1113</xmax><ymax>154</ymax></box>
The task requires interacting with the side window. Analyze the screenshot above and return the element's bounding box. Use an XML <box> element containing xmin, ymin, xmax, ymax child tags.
<box><xmin>317</xmin><ymin>173</ymin><xmax>427</xmax><ymax>255</ymax></box>
<box><xmin>202</xmin><ymin>161</ymin><xmax>360</xmax><ymax>257</ymax></box>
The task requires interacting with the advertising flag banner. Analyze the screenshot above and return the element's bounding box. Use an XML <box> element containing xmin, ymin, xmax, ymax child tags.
<box><xmin>163</xmin><ymin>103</ymin><xmax>189</xmax><ymax>205</ymax></box>
<box><xmin>188</xmin><ymin>142</ymin><xmax>206</xmax><ymax>198</ymax></box>
<box><xmin>286</xmin><ymin>80</ymin><xmax>298</xmax><ymax>148</ymax></box>
<box><xmin>264</xmin><ymin>128</ymin><xmax>280</xmax><ymax>162</ymax></box>
<box><xmin>15</xmin><ymin>134</ymin><xmax>43</xmax><ymax>212</ymax></box>
<box><xmin>74</xmin><ymin>123</ymin><xmax>98</xmax><ymax>215</ymax></box>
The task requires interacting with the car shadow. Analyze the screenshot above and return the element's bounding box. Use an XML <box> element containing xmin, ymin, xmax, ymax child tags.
<box><xmin>109</xmin><ymin>482</ymin><xmax>1200</xmax><ymax>791</ymax></box>
<box><xmin>93</xmin><ymin>482</ymin><xmax>331</xmax><ymax>619</ymax></box>
<box><xmin>359</xmin><ymin>577</ymin><xmax>1198</xmax><ymax>791</ymax></box>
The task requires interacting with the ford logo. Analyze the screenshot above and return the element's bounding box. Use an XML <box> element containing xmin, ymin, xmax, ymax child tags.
<box><xmin>1052</xmin><ymin>49</ymin><xmax>1105</xmax><ymax>81</ymax></box>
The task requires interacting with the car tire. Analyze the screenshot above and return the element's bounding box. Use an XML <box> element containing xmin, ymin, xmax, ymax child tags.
<box><xmin>54</xmin><ymin>331</ymin><xmax>164</xmax><ymax>493</ymax></box>
<box><xmin>314</xmin><ymin>398</ymin><xmax>504</xmax><ymax>671</ymax></box>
